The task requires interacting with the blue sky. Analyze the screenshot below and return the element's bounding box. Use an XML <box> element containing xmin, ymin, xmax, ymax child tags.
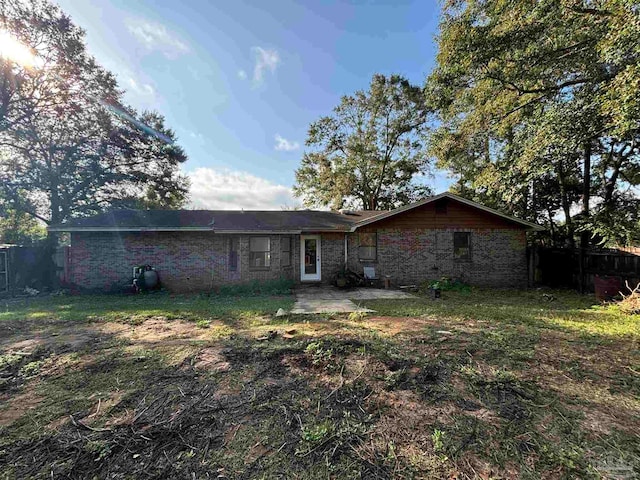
<box><xmin>56</xmin><ymin>0</ymin><xmax>450</xmax><ymax>209</ymax></box>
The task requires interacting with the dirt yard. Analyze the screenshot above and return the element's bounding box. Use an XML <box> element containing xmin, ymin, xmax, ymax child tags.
<box><xmin>0</xmin><ymin>290</ymin><xmax>638</xmax><ymax>479</ymax></box>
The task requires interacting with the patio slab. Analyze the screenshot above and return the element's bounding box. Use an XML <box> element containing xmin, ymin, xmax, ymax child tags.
<box><xmin>290</xmin><ymin>285</ymin><xmax>415</xmax><ymax>314</ymax></box>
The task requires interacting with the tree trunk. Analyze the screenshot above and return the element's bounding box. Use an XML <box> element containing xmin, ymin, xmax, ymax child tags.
<box><xmin>556</xmin><ymin>161</ymin><xmax>575</xmax><ymax>248</ymax></box>
<box><xmin>579</xmin><ymin>141</ymin><xmax>591</xmax><ymax>293</ymax></box>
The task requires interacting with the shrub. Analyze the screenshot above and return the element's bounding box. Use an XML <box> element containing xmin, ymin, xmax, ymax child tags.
<box><xmin>421</xmin><ymin>276</ymin><xmax>470</xmax><ymax>293</ymax></box>
<box><xmin>216</xmin><ymin>277</ymin><xmax>294</xmax><ymax>296</ymax></box>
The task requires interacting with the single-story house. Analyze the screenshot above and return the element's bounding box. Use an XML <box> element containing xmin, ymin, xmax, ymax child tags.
<box><xmin>48</xmin><ymin>192</ymin><xmax>541</xmax><ymax>291</ymax></box>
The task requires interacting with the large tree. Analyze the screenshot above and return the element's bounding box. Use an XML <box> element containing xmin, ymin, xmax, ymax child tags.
<box><xmin>294</xmin><ymin>74</ymin><xmax>432</xmax><ymax>210</ymax></box>
<box><xmin>426</xmin><ymin>0</ymin><xmax>640</xmax><ymax>246</ymax></box>
<box><xmin>0</xmin><ymin>0</ymin><xmax>189</xmax><ymax>232</ymax></box>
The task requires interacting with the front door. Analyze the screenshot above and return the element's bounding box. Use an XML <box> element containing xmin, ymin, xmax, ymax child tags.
<box><xmin>300</xmin><ymin>235</ymin><xmax>321</xmax><ymax>281</ymax></box>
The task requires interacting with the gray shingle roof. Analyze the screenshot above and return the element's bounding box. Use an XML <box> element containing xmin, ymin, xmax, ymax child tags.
<box><xmin>48</xmin><ymin>193</ymin><xmax>541</xmax><ymax>232</ymax></box>
<box><xmin>49</xmin><ymin>209</ymin><xmax>385</xmax><ymax>232</ymax></box>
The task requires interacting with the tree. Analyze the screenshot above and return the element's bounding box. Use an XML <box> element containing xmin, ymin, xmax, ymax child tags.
<box><xmin>0</xmin><ymin>0</ymin><xmax>189</xmax><ymax>232</ymax></box>
<box><xmin>426</xmin><ymin>0</ymin><xmax>640</xmax><ymax>246</ymax></box>
<box><xmin>294</xmin><ymin>74</ymin><xmax>432</xmax><ymax>210</ymax></box>
<box><xmin>0</xmin><ymin>203</ymin><xmax>45</xmax><ymax>245</ymax></box>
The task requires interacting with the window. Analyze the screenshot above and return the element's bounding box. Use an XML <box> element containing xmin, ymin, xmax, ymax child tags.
<box><xmin>229</xmin><ymin>237</ymin><xmax>239</xmax><ymax>271</ymax></box>
<box><xmin>454</xmin><ymin>232</ymin><xmax>471</xmax><ymax>261</ymax></box>
<box><xmin>281</xmin><ymin>236</ymin><xmax>291</xmax><ymax>267</ymax></box>
<box><xmin>250</xmin><ymin>237</ymin><xmax>271</xmax><ymax>268</ymax></box>
<box><xmin>358</xmin><ymin>232</ymin><xmax>377</xmax><ymax>261</ymax></box>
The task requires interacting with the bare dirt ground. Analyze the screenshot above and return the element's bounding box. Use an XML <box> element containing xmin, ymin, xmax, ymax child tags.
<box><xmin>0</xmin><ymin>290</ymin><xmax>638</xmax><ymax>479</ymax></box>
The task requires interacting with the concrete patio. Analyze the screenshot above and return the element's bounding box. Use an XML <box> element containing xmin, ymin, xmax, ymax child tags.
<box><xmin>289</xmin><ymin>285</ymin><xmax>415</xmax><ymax>314</ymax></box>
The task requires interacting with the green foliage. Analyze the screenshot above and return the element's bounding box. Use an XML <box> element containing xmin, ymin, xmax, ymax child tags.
<box><xmin>295</xmin><ymin>74</ymin><xmax>432</xmax><ymax>210</ymax></box>
<box><xmin>0</xmin><ymin>207</ymin><xmax>46</xmax><ymax>245</ymax></box>
<box><xmin>423</xmin><ymin>277</ymin><xmax>470</xmax><ymax>293</ymax></box>
<box><xmin>195</xmin><ymin>319</ymin><xmax>211</xmax><ymax>329</ymax></box>
<box><xmin>347</xmin><ymin>310</ymin><xmax>367</xmax><ymax>322</ymax></box>
<box><xmin>300</xmin><ymin>420</ymin><xmax>332</xmax><ymax>443</ymax></box>
<box><xmin>426</xmin><ymin>0</ymin><xmax>640</xmax><ymax>246</ymax></box>
<box><xmin>305</xmin><ymin>341</ymin><xmax>335</xmax><ymax>367</ymax></box>
<box><xmin>0</xmin><ymin>0</ymin><xmax>189</xmax><ymax>229</ymax></box>
<box><xmin>216</xmin><ymin>278</ymin><xmax>294</xmax><ymax>297</ymax></box>
<box><xmin>431</xmin><ymin>428</ymin><xmax>446</xmax><ymax>454</ymax></box>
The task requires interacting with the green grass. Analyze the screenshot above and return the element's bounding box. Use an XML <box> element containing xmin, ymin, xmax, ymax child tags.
<box><xmin>361</xmin><ymin>288</ymin><xmax>640</xmax><ymax>338</ymax></box>
<box><xmin>0</xmin><ymin>292</ymin><xmax>294</xmax><ymax>325</ymax></box>
<box><xmin>0</xmin><ymin>288</ymin><xmax>638</xmax><ymax>479</ymax></box>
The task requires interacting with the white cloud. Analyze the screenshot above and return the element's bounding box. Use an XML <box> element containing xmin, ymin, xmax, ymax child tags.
<box><xmin>274</xmin><ymin>134</ymin><xmax>300</xmax><ymax>152</ymax></box>
<box><xmin>252</xmin><ymin>47</ymin><xmax>280</xmax><ymax>84</ymax></box>
<box><xmin>125</xmin><ymin>18</ymin><xmax>189</xmax><ymax>58</ymax></box>
<box><xmin>126</xmin><ymin>76</ymin><xmax>155</xmax><ymax>99</ymax></box>
<box><xmin>187</xmin><ymin>167</ymin><xmax>297</xmax><ymax>210</ymax></box>
<box><xmin>237</xmin><ymin>69</ymin><xmax>247</xmax><ymax>80</ymax></box>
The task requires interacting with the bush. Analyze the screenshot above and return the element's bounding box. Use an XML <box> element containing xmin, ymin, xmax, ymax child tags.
<box><xmin>216</xmin><ymin>277</ymin><xmax>294</xmax><ymax>296</ymax></box>
<box><xmin>421</xmin><ymin>276</ymin><xmax>470</xmax><ymax>293</ymax></box>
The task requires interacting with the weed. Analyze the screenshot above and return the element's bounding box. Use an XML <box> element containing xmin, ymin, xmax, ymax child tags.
<box><xmin>195</xmin><ymin>319</ymin><xmax>211</xmax><ymax>329</ymax></box>
<box><xmin>300</xmin><ymin>420</ymin><xmax>333</xmax><ymax>444</ymax></box>
<box><xmin>432</xmin><ymin>428</ymin><xmax>446</xmax><ymax>453</ymax></box>
<box><xmin>18</xmin><ymin>361</ymin><xmax>42</xmax><ymax>378</ymax></box>
<box><xmin>347</xmin><ymin>310</ymin><xmax>367</xmax><ymax>322</ymax></box>
<box><xmin>304</xmin><ymin>341</ymin><xmax>336</xmax><ymax>369</ymax></box>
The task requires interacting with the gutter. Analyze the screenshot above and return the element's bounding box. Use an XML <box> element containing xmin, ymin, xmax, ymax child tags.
<box><xmin>47</xmin><ymin>226</ymin><xmax>307</xmax><ymax>234</ymax></box>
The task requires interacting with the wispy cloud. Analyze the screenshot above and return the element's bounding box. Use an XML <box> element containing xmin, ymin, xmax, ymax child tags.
<box><xmin>187</xmin><ymin>167</ymin><xmax>297</xmax><ymax>210</ymax></box>
<box><xmin>125</xmin><ymin>18</ymin><xmax>189</xmax><ymax>58</ymax></box>
<box><xmin>237</xmin><ymin>69</ymin><xmax>247</xmax><ymax>80</ymax></box>
<box><xmin>274</xmin><ymin>134</ymin><xmax>300</xmax><ymax>152</ymax></box>
<box><xmin>126</xmin><ymin>76</ymin><xmax>155</xmax><ymax>99</ymax></box>
<box><xmin>252</xmin><ymin>47</ymin><xmax>280</xmax><ymax>84</ymax></box>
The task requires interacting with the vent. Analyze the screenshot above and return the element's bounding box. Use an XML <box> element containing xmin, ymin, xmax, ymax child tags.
<box><xmin>339</xmin><ymin>209</ymin><xmax>359</xmax><ymax>216</ymax></box>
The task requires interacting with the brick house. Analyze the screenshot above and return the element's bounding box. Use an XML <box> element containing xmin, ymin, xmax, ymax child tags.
<box><xmin>48</xmin><ymin>192</ymin><xmax>541</xmax><ymax>291</ymax></box>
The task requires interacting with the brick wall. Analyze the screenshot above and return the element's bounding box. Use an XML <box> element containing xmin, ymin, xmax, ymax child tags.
<box><xmin>70</xmin><ymin>232</ymin><xmax>297</xmax><ymax>292</ymax></box>
<box><xmin>70</xmin><ymin>228</ymin><xmax>527</xmax><ymax>291</ymax></box>
<box><xmin>345</xmin><ymin>229</ymin><xmax>527</xmax><ymax>288</ymax></box>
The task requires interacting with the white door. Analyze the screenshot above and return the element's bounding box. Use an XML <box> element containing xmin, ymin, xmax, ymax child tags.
<box><xmin>300</xmin><ymin>235</ymin><xmax>321</xmax><ymax>281</ymax></box>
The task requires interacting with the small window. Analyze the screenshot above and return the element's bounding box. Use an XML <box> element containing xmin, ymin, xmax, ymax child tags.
<box><xmin>454</xmin><ymin>232</ymin><xmax>471</xmax><ymax>261</ymax></box>
<box><xmin>358</xmin><ymin>232</ymin><xmax>377</xmax><ymax>261</ymax></box>
<box><xmin>281</xmin><ymin>236</ymin><xmax>291</xmax><ymax>267</ymax></box>
<box><xmin>250</xmin><ymin>237</ymin><xmax>271</xmax><ymax>268</ymax></box>
<box><xmin>229</xmin><ymin>237</ymin><xmax>239</xmax><ymax>271</ymax></box>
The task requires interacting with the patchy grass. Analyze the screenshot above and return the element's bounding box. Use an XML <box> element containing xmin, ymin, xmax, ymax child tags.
<box><xmin>0</xmin><ymin>292</ymin><xmax>292</xmax><ymax>325</ymax></box>
<box><xmin>0</xmin><ymin>289</ymin><xmax>638</xmax><ymax>479</ymax></box>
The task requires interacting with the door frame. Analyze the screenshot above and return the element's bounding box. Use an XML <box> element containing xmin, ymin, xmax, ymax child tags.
<box><xmin>300</xmin><ymin>235</ymin><xmax>321</xmax><ymax>282</ymax></box>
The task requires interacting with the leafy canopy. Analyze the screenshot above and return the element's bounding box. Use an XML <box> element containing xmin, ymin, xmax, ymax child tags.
<box><xmin>426</xmin><ymin>0</ymin><xmax>640</xmax><ymax>246</ymax></box>
<box><xmin>0</xmin><ymin>0</ymin><xmax>189</xmax><ymax>229</ymax></box>
<box><xmin>295</xmin><ymin>74</ymin><xmax>432</xmax><ymax>210</ymax></box>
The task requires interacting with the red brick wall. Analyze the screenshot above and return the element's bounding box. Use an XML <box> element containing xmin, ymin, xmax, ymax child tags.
<box><xmin>70</xmin><ymin>227</ymin><xmax>527</xmax><ymax>291</ymax></box>
<box><xmin>345</xmin><ymin>228</ymin><xmax>527</xmax><ymax>288</ymax></box>
<box><xmin>70</xmin><ymin>232</ymin><xmax>297</xmax><ymax>292</ymax></box>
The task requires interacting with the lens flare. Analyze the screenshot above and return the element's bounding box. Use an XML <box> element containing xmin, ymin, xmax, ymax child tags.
<box><xmin>0</xmin><ymin>30</ymin><xmax>39</xmax><ymax>67</ymax></box>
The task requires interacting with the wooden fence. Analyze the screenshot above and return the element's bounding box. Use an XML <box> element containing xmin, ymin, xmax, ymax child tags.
<box><xmin>0</xmin><ymin>245</ymin><xmax>69</xmax><ymax>296</ymax></box>
<box><xmin>531</xmin><ymin>247</ymin><xmax>640</xmax><ymax>292</ymax></box>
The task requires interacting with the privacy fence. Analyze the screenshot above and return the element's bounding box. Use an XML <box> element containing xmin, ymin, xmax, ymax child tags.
<box><xmin>531</xmin><ymin>246</ymin><xmax>640</xmax><ymax>293</ymax></box>
<box><xmin>0</xmin><ymin>245</ymin><xmax>68</xmax><ymax>296</ymax></box>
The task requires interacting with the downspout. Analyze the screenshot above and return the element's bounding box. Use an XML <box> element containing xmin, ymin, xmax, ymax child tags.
<box><xmin>344</xmin><ymin>233</ymin><xmax>348</xmax><ymax>269</ymax></box>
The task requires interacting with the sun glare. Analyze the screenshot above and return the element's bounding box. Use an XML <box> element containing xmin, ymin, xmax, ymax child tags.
<box><xmin>0</xmin><ymin>30</ymin><xmax>39</xmax><ymax>68</ymax></box>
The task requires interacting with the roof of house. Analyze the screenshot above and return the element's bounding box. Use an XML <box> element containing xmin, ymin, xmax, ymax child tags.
<box><xmin>48</xmin><ymin>192</ymin><xmax>542</xmax><ymax>233</ymax></box>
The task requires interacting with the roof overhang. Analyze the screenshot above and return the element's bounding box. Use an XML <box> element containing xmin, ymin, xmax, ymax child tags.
<box><xmin>47</xmin><ymin>226</ymin><xmax>215</xmax><ymax>232</ymax></box>
<box><xmin>350</xmin><ymin>192</ymin><xmax>544</xmax><ymax>231</ymax></box>
<box><xmin>48</xmin><ymin>226</ymin><xmax>308</xmax><ymax>234</ymax></box>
